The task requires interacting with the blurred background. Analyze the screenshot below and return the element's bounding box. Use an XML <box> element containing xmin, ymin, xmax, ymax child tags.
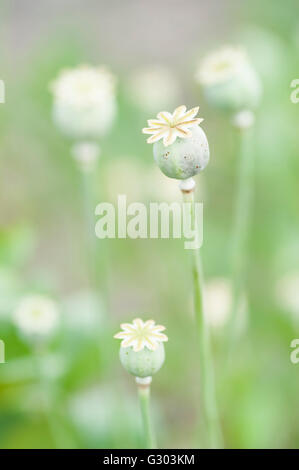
<box><xmin>0</xmin><ymin>0</ymin><xmax>299</xmax><ymax>449</ymax></box>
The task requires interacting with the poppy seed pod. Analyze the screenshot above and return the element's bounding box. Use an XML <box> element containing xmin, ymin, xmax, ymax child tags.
<box><xmin>52</xmin><ymin>99</ymin><xmax>116</xmax><ymax>140</ymax></box>
<box><xmin>153</xmin><ymin>125</ymin><xmax>209</xmax><ymax>180</ymax></box>
<box><xmin>50</xmin><ymin>65</ymin><xmax>117</xmax><ymax>140</ymax></box>
<box><xmin>114</xmin><ymin>318</ymin><xmax>168</xmax><ymax>379</ymax></box>
<box><xmin>142</xmin><ymin>105</ymin><xmax>209</xmax><ymax>180</ymax></box>
<box><xmin>196</xmin><ymin>46</ymin><xmax>262</xmax><ymax>113</ymax></box>
<box><xmin>203</xmin><ymin>66</ymin><xmax>261</xmax><ymax>112</ymax></box>
<box><xmin>13</xmin><ymin>295</ymin><xmax>59</xmax><ymax>343</ymax></box>
<box><xmin>119</xmin><ymin>343</ymin><xmax>165</xmax><ymax>378</ymax></box>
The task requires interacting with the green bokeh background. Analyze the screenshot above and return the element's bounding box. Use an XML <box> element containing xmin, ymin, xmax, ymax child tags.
<box><xmin>0</xmin><ymin>0</ymin><xmax>299</xmax><ymax>449</ymax></box>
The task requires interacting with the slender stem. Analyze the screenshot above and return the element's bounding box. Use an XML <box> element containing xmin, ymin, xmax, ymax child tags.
<box><xmin>34</xmin><ymin>345</ymin><xmax>75</xmax><ymax>448</ymax></box>
<box><xmin>78</xmin><ymin>146</ymin><xmax>110</xmax><ymax>313</ymax></box>
<box><xmin>182</xmin><ymin>189</ymin><xmax>223</xmax><ymax>449</ymax></box>
<box><xmin>81</xmin><ymin>169</ymin><xmax>98</xmax><ymax>287</ymax></box>
<box><xmin>72</xmin><ymin>141</ymin><xmax>101</xmax><ymax>291</ymax></box>
<box><xmin>227</xmin><ymin>124</ymin><xmax>254</xmax><ymax>355</ymax></box>
<box><xmin>138</xmin><ymin>385</ymin><xmax>157</xmax><ymax>449</ymax></box>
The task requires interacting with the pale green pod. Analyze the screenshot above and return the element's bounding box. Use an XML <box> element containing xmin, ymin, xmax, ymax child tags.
<box><xmin>119</xmin><ymin>343</ymin><xmax>165</xmax><ymax>378</ymax></box>
<box><xmin>153</xmin><ymin>126</ymin><xmax>209</xmax><ymax>180</ymax></box>
<box><xmin>52</xmin><ymin>99</ymin><xmax>116</xmax><ymax>140</ymax></box>
<box><xmin>203</xmin><ymin>63</ymin><xmax>262</xmax><ymax>112</ymax></box>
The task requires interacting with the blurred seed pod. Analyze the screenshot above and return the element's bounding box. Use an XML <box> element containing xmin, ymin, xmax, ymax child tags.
<box><xmin>50</xmin><ymin>65</ymin><xmax>117</xmax><ymax>140</ymax></box>
<box><xmin>196</xmin><ymin>46</ymin><xmax>262</xmax><ymax>112</ymax></box>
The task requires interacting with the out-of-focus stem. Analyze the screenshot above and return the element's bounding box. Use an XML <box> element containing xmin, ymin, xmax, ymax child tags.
<box><xmin>34</xmin><ymin>346</ymin><xmax>75</xmax><ymax>449</ymax></box>
<box><xmin>81</xmin><ymin>169</ymin><xmax>98</xmax><ymax>287</ymax></box>
<box><xmin>182</xmin><ymin>188</ymin><xmax>223</xmax><ymax>449</ymax></box>
<box><xmin>74</xmin><ymin>142</ymin><xmax>109</xmax><ymax>309</ymax></box>
<box><xmin>228</xmin><ymin>119</ymin><xmax>254</xmax><ymax>356</ymax></box>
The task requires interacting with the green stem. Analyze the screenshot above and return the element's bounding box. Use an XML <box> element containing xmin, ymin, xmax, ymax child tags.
<box><xmin>79</xmin><ymin>150</ymin><xmax>110</xmax><ymax>314</ymax></box>
<box><xmin>138</xmin><ymin>385</ymin><xmax>157</xmax><ymax>449</ymax></box>
<box><xmin>182</xmin><ymin>189</ymin><xmax>223</xmax><ymax>449</ymax></box>
<box><xmin>81</xmin><ymin>169</ymin><xmax>98</xmax><ymax>287</ymax></box>
<box><xmin>227</xmin><ymin>125</ymin><xmax>254</xmax><ymax>355</ymax></box>
<box><xmin>34</xmin><ymin>346</ymin><xmax>75</xmax><ymax>448</ymax></box>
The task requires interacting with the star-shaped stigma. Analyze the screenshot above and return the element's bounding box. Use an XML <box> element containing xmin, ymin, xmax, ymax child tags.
<box><xmin>142</xmin><ymin>105</ymin><xmax>203</xmax><ymax>147</ymax></box>
<box><xmin>114</xmin><ymin>318</ymin><xmax>168</xmax><ymax>352</ymax></box>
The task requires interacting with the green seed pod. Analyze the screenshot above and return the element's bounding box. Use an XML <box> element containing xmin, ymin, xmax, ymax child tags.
<box><xmin>153</xmin><ymin>126</ymin><xmax>209</xmax><ymax>180</ymax></box>
<box><xmin>196</xmin><ymin>46</ymin><xmax>262</xmax><ymax>113</ymax></box>
<box><xmin>50</xmin><ymin>65</ymin><xmax>117</xmax><ymax>140</ymax></box>
<box><xmin>119</xmin><ymin>343</ymin><xmax>165</xmax><ymax>378</ymax></box>
<box><xmin>52</xmin><ymin>100</ymin><xmax>116</xmax><ymax>140</ymax></box>
<box><xmin>203</xmin><ymin>64</ymin><xmax>261</xmax><ymax>112</ymax></box>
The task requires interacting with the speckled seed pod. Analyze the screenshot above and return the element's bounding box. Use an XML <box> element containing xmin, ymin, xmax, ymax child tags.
<box><xmin>119</xmin><ymin>343</ymin><xmax>165</xmax><ymax>378</ymax></box>
<box><xmin>153</xmin><ymin>126</ymin><xmax>209</xmax><ymax>180</ymax></box>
